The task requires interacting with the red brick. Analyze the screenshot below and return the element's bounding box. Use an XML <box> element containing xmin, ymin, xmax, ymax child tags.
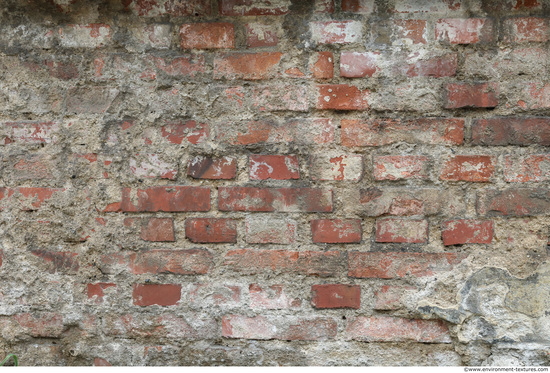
<box><xmin>435</xmin><ymin>18</ymin><xmax>494</xmax><ymax>44</ymax></box>
<box><xmin>403</xmin><ymin>54</ymin><xmax>457</xmax><ymax>77</ymax></box>
<box><xmin>218</xmin><ymin>187</ymin><xmax>332</xmax><ymax>212</ymax></box>
<box><xmin>252</xmin><ymin>85</ymin><xmax>308</xmax><ymax>112</ymax></box>
<box><xmin>309</xmin><ymin>153</ymin><xmax>363</xmax><ymax>181</ymax></box>
<box><xmin>180</xmin><ymin>23</ymin><xmax>235</xmax><ymax>49</ymax></box>
<box><xmin>374</xmin><ymin>155</ymin><xmax>429</xmax><ymax>181</ymax></box>
<box><xmin>249</xmin><ymin>284</ymin><xmax>301</xmax><ymax>310</ymax></box>
<box><xmin>340</xmin><ymin>52</ymin><xmax>380</xmax><ymax>78</ymax></box>
<box><xmin>219</xmin><ymin>0</ymin><xmax>289</xmax><ymax>16</ymax></box>
<box><xmin>12</xmin><ymin>313</ymin><xmax>64</xmax><ymax>338</ymax></box>
<box><xmin>503</xmin><ymin>17</ymin><xmax>549</xmax><ymax>43</ymax></box>
<box><xmin>442</xmin><ymin>219</ymin><xmax>494</xmax><ymax>245</ymax></box>
<box><xmin>311</xmin><ymin>284</ymin><xmax>360</xmax><ymax>309</ymax></box>
<box><xmin>121</xmin><ymin>249</ymin><xmax>213</xmax><ymax>275</ymax></box>
<box><xmin>214</xmin><ymin>52</ymin><xmax>282</xmax><ymax>80</ymax></box>
<box><xmin>346</xmin><ymin>316</ymin><xmax>451</xmax><ymax>343</ymax></box>
<box><xmin>394</xmin><ymin>19</ymin><xmax>427</xmax><ymax>44</ymax></box>
<box><xmin>311</xmin><ymin>219</ymin><xmax>362</xmax><ymax>243</ymax></box>
<box><xmin>133</xmin><ymin>284</ymin><xmax>181</xmax><ymax>306</ymax></box>
<box><xmin>444</xmin><ymin>82</ymin><xmax>498</xmax><ymax>109</ymax></box>
<box><xmin>151</xmin><ymin>56</ymin><xmax>205</xmax><ymax>77</ymax></box>
<box><xmin>105</xmin><ymin>313</ymin><xmax>218</xmax><ymax>339</ymax></box>
<box><xmin>30</xmin><ymin>249</ymin><xmax>79</xmax><ymax>273</ymax></box>
<box><xmin>311</xmin><ymin>52</ymin><xmax>334</xmax><ymax>79</ymax></box>
<box><xmin>223</xmin><ymin>249</ymin><xmax>343</xmax><ymax>277</ymax></box>
<box><xmin>311</xmin><ymin>21</ymin><xmax>362</xmax><ymax>44</ymax></box>
<box><xmin>161</xmin><ymin>120</ymin><xmax>209</xmax><ymax>145</ymax></box>
<box><xmin>249</xmin><ymin>155</ymin><xmax>299</xmax><ymax>180</ymax></box>
<box><xmin>477</xmin><ymin>188</ymin><xmax>550</xmax><ymax>216</ymax></box>
<box><xmin>348</xmin><ymin>252</ymin><xmax>466</xmax><ymax>278</ymax></box>
<box><xmin>342</xmin><ymin>0</ymin><xmax>374</xmax><ymax>13</ymax></box>
<box><xmin>317</xmin><ymin>84</ymin><xmax>369</xmax><ymax>110</ymax></box>
<box><xmin>224</xmin><ymin>118</ymin><xmax>335</xmax><ymax>146</ymax></box>
<box><xmin>245</xmin><ymin>216</ymin><xmax>297</xmax><ymax>244</ymax></box>
<box><xmin>140</xmin><ymin>218</ymin><xmax>175</xmax><ymax>242</ymax></box>
<box><xmin>440</xmin><ymin>155</ymin><xmax>495</xmax><ymax>182</ymax></box>
<box><xmin>121</xmin><ymin>186</ymin><xmax>210</xmax><ymax>212</ymax></box>
<box><xmin>472</xmin><ymin>117</ymin><xmax>550</xmax><ymax>146</ymax></box>
<box><xmin>245</xmin><ymin>23</ymin><xmax>278</xmax><ymax>48</ymax></box>
<box><xmin>123</xmin><ymin>0</ymin><xmax>211</xmax><ymax>16</ymax></box>
<box><xmin>374</xmin><ymin>285</ymin><xmax>415</xmax><ymax>310</ymax></box>
<box><xmin>504</xmin><ymin>155</ymin><xmax>550</xmax><ymax>182</ymax></box>
<box><xmin>185</xmin><ymin>218</ymin><xmax>237</xmax><ymax>243</ymax></box>
<box><xmin>376</xmin><ymin>218</ymin><xmax>428</xmax><ymax>243</ymax></box>
<box><xmin>222</xmin><ymin>315</ymin><xmax>336</xmax><ymax>340</ymax></box>
<box><xmin>187</xmin><ymin>156</ymin><xmax>236</xmax><ymax>180</ymax></box>
<box><xmin>342</xmin><ymin>118</ymin><xmax>464</xmax><ymax>147</ymax></box>
<box><xmin>2</xmin><ymin>121</ymin><xmax>58</xmax><ymax>145</ymax></box>
<box><xmin>87</xmin><ymin>283</ymin><xmax>116</xmax><ymax>303</ymax></box>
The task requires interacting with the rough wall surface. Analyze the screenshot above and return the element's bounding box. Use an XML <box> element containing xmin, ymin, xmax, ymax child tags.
<box><xmin>0</xmin><ymin>0</ymin><xmax>549</xmax><ymax>366</ymax></box>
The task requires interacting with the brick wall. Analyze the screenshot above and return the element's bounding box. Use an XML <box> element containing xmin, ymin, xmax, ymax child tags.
<box><xmin>0</xmin><ymin>0</ymin><xmax>549</xmax><ymax>366</ymax></box>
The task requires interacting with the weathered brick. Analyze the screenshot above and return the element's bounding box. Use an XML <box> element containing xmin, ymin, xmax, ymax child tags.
<box><xmin>374</xmin><ymin>285</ymin><xmax>415</xmax><ymax>310</ymax></box>
<box><xmin>188</xmin><ymin>156</ymin><xmax>236</xmax><ymax>180</ymax></box>
<box><xmin>518</xmin><ymin>83</ymin><xmax>550</xmax><ymax>109</ymax></box>
<box><xmin>87</xmin><ymin>283</ymin><xmax>116</xmax><ymax>304</ymax></box>
<box><xmin>316</xmin><ymin>84</ymin><xmax>369</xmax><ymax>110</ymax></box>
<box><xmin>1</xmin><ymin>121</ymin><xmax>59</xmax><ymax>145</ymax></box>
<box><xmin>315</xmin><ymin>0</ymin><xmax>335</xmax><ymax>13</ymax></box>
<box><xmin>59</xmin><ymin>24</ymin><xmax>111</xmax><ymax>48</ymax></box>
<box><xmin>342</xmin><ymin>118</ymin><xmax>464</xmax><ymax>146</ymax></box>
<box><xmin>346</xmin><ymin>316</ymin><xmax>451</xmax><ymax>343</ymax></box>
<box><xmin>123</xmin><ymin>0</ymin><xmax>211</xmax><ymax>16</ymax></box>
<box><xmin>127</xmin><ymin>249</ymin><xmax>213</xmax><ymax>275</ymax></box>
<box><xmin>440</xmin><ymin>155</ymin><xmax>496</xmax><ymax>182</ymax></box>
<box><xmin>30</xmin><ymin>250</ymin><xmax>79</xmax><ymax>273</ymax></box>
<box><xmin>129</xmin><ymin>154</ymin><xmax>178</xmax><ymax>180</ymax></box>
<box><xmin>342</xmin><ymin>0</ymin><xmax>374</xmax><ymax>13</ymax></box>
<box><xmin>219</xmin><ymin>0</ymin><xmax>289</xmax><ymax>16</ymax></box>
<box><xmin>185</xmin><ymin>284</ymin><xmax>241</xmax><ymax>308</ymax></box>
<box><xmin>249</xmin><ymin>284</ymin><xmax>301</xmax><ymax>310</ymax></box>
<box><xmin>442</xmin><ymin>219</ymin><xmax>494</xmax><ymax>245</ymax></box>
<box><xmin>133</xmin><ymin>284</ymin><xmax>181</xmax><ymax>306</ymax></box>
<box><xmin>403</xmin><ymin>54</ymin><xmax>457</xmax><ymax>77</ymax></box>
<box><xmin>180</xmin><ymin>23</ymin><xmax>235</xmax><ymax>49</ymax></box>
<box><xmin>140</xmin><ymin>218</ymin><xmax>175</xmax><ymax>242</ymax></box>
<box><xmin>218</xmin><ymin>187</ymin><xmax>332</xmax><ymax>212</ymax></box>
<box><xmin>11</xmin><ymin>156</ymin><xmax>53</xmax><ymax>180</ymax></box>
<box><xmin>311</xmin><ymin>284</ymin><xmax>360</xmax><ymax>309</ymax></box>
<box><xmin>66</xmin><ymin>87</ymin><xmax>119</xmax><ymax>114</ymax></box>
<box><xmin>121</xmin><ymin>186</ymin><xmax>210</xmax><ymax>212</ymax></box>
<box><xmin>214</xmin><ymin>53</ymin><xmax>282</xmax><ymax>80</ymax></box>
<box><xmin>374</xmin><ymin>155</ymin><xmax>430</xmax><ymax>181</ymax></box>
<box><xmin>393</xmin><ymin>0</ymin><xmax>462</xmax><ymax>13</ymax></box>
<box><xmin>151</xmin><ymin>56</ymin><xmax>205</xmax><ymax>77</ymax></box>
<box><xmin>129</xmin><ymin>24</ymin><xmax>172</xmax><ymax>50</ymax></box>
<box><xmin>435</xmin><ymin>18</ymin><xmax>494</xmax><ymax>44</ymax></box>
<box><xmin>311</xmin><ymin>52</ymin><xmax>334</xmax><ymax>79</ymax></box>
<box><xmin>311</xmin><ymin>21</ymin><xmax>362</xmax><ymax>44</ymax></box>
<box><xmin>161</xmin><ymin>120</ymin><xmax>209</xmax><ymax>145</ymax></box>
<box><xmin>503</xmin><ymin>17</ymin><xmax>549</xmax><ymax>43</ymax></box>
<box><xmin>361</xmin><ymin>187</ymin><xmax>464</xmax><ymax>216</ymax></box>
<box><xmin>309</xmin><ymin>153</ymin><xmax>363</xmax><ymax>181</ymax></box>
<box><xmin>477</xmin><ymin>188</ymin><xmax>550</xmax><ymax>216</ymax></box>
<box><xmin>245</xmin><ymin>23</ymin><xmax>278</xmax><ymax>48</ymax></box>
<box><xmin>12</xmin><ymin>313</ymin><xmax>64</xmax><ymax>338</ymax></box>
<box><xmin>252</xmin><ymin>85</ymin><xmax>308</xmax><ymax>112</ymax></box>
<box><xmin>348</xmin><ymin>252</ymin><xmax>466</xmax><ymax>278</ymax></box>
<box><xmin>246</xmin><ymin>216</ymin><xmax>297</xmax><ymax>244</ymax></box>
<box><xmin>224</xmin><ymin>249</ymin><xmax>343</xmax><ymax>277</ymax></box>
<box><xmin>223</xmin><ymin>118</ymin><xmax>335</xmax><ymax>145</ymax></box>
<box><xmin>504</xmin><ymin>155</ymin><xmax>550</xmax><ymax>182</ymax></box>
<box><xmin>185</xmin><ymin>218</ymin><xmax>237</xmax><ymax>243</ymax></box>
<box><xmin>472</xmin><ymin>117</ymin><xmax>550</xmax><ymax>146</ymax></box>
<box><xmin>222</xmin><ymin>315</ymin><xmax>337</xmax><ymax>340</ymax></box>
<box><xmin>249</xmin><ymin>155</ymin><xmax>300</xmax><ymax>180</ymax></box>
<box><xmin>311</xmin><ymin>219</ymin><xmax>362</xmax><ymax>243</ymax></box>
<box><xmin>340</xmin><ymin>52</ymin><xmax>380</xmax><ymax>78</ymax></box>
<box><xmin>444</xmin><ymin>83</ymin><xmax>499</xmax><ymax>109</ymax></box>
<box><xmin>394</xmin><ymin>19</ymin><xmax>427</xmax><ymax>44</ymax></box>
<box><xmin>376</xmin><ymin>218</ymin><xmax>428</xmax><ymax>243</ymax></box>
